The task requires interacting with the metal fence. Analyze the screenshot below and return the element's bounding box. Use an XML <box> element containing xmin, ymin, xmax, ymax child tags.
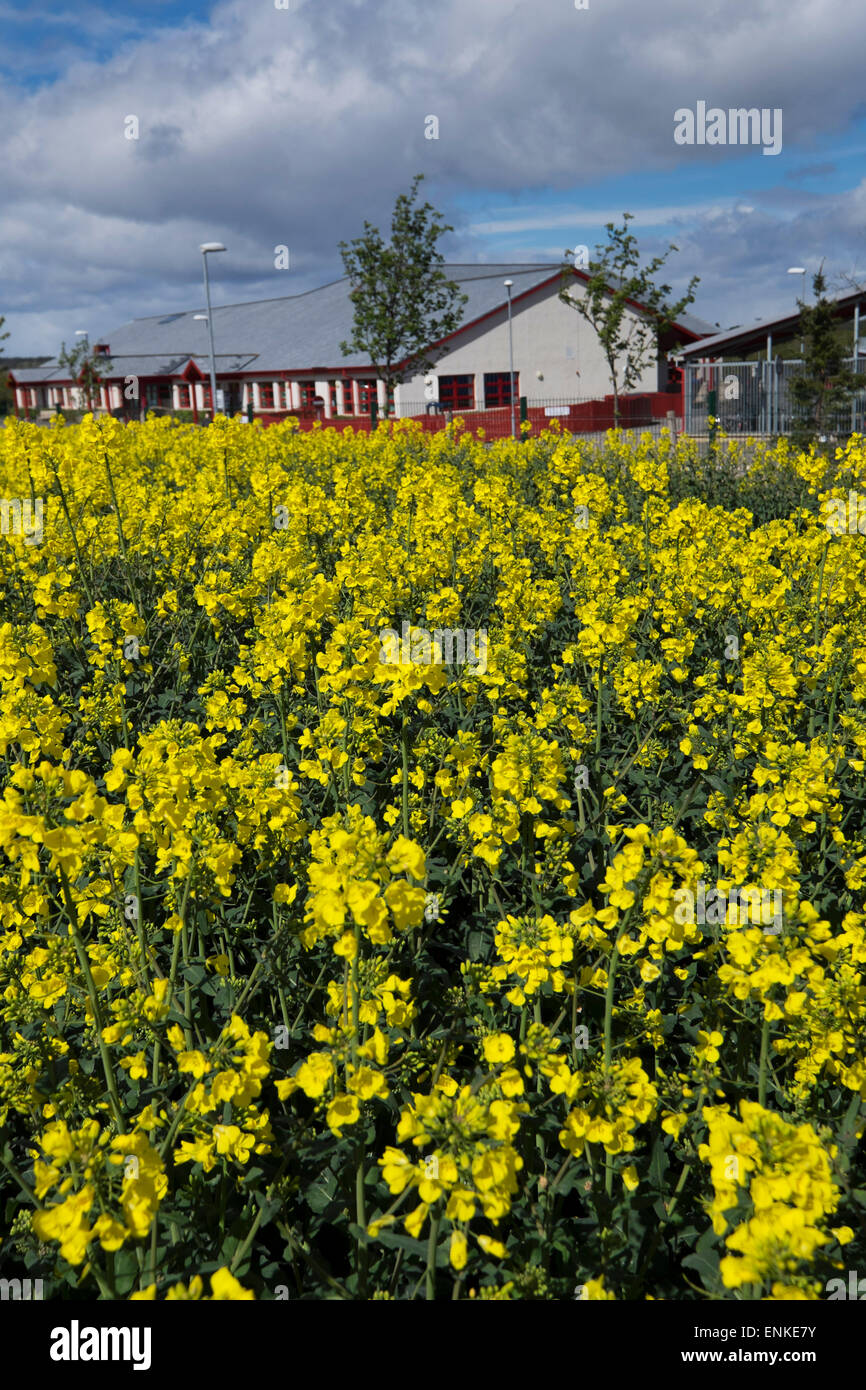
<box><xmin>684</xmin><ymin>358</ymin><xmax>866</xmax><ymax>437</ymax></box>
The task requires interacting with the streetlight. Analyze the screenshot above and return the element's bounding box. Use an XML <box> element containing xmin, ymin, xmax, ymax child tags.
<box><xmin>504</xmin><ymin>279</ymin><xmax>515</xmax><ymax>440</ymax></box>
<box><xmin>788</xmin><ymin>267</ymin><xmax>806</xmax><ymax>355</ymax></box>
<box><xmin>193</xmin><ymin>316</ymin><xmax>209</xmax><ymax>421</ymax></box>
<box><xmin>200</xmin><ymin>243</ymin><xmax>226</xmax><ymax>420</ymax></box>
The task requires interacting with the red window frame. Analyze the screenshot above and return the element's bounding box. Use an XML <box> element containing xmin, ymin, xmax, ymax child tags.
<box><xmin>341</xmin><ymin>380</ymin><xmax>356</xmax><ymax>414</ymax></box>
<box><xmin>439</xmin><ymin>374</ymin><xmax>475</xmax><ymax>410</ymax></box>
<box><xmin>484</xmin><ymin>372</ymin><xmax>518</xmax><ymax>408</ymax></box>
<box><xmin>146</xmin><ymin>382</ymin><xmax>172</xmax><ymax>409</ymax></box>
<box><xmin>358</xmin><ymin>380</ymin><xmax>378</xmax><ymax>413</ymax></box>
<box><xmin>299</xmin><ymin>382</ymin><xmax>317</xmax><ymax>410</ymax></box>
<box><xmin>258</xmin><ymin>382</ymin><xmax>275</xmax><ymax>410</ymax></box>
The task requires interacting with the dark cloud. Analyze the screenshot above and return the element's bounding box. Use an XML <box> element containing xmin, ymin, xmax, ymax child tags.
<box><xmin>1</xmin><ymin>0</ymin><xmax>864</xmax><ymax>351</ymax></box>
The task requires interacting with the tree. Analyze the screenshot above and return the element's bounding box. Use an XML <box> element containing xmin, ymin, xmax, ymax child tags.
<box><xmin>789</xmin><ymin>266</ymin><xmax>858</xmax><ymax>449</ymax></box>
<box><xmin>338</xmin><ymin>174</ymin><xmax>468</xmax><ymax>418</ymax></box>
<box><xmin>0</xmin><ymin>316</ymin><xmax>11</xmax><ymax>415</ymax></box>
<box><xmin>57</xmin><ymin>337</ymin><xmax>113</xmax><ymax>414</ymax></box>
<box><xmin>559</xmin><ymin>214</ymin><xmax>700</xmax><ymax>428</ymax></box>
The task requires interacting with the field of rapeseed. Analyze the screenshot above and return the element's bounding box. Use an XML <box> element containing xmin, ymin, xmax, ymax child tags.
<box><xmin>0</xmin><ymin>413</ymin><xmax>864</xmax><ymax>1302</ymax></box>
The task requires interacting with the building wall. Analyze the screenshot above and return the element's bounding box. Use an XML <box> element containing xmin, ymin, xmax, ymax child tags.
<box><xmin>395</xmin><ymin>279</ymin><xmax>659</xmax><ymax>409</ymax></box>
<box><xmin>9</xmin><ymin>279</ymin><xmax>670</xmax><ymax>419</ymax></box>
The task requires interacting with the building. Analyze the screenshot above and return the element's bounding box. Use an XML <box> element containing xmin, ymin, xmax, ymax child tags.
<box><xmin>7</xmin><ymin>264</ymin><xmax>714</xmax><ymax>424</ymax></box>
<box><xmin>676</xmin><ymin>286</ymin><xmax>866</xmax><ymax>436</ymax></box>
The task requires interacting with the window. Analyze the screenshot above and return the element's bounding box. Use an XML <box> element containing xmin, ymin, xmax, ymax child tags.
<box><xmin>439</xmin><ymin>374</ymin><xmax>475</xmax><ymax>410</ymax></box>
<box><xmin>258</xmin><ymin>382</ymin><xmax>275</xmax><ymax>409</ymax></box>
<box><xmin>145</xmin><ymin>382</ymin><xmax>172</xmax><ymax>409</ymax></box>
<box><xmin>484</xmin><ymin>372</ymin><xmax>518</xmax><ymax>408</ymax></box>
<box><xmin>329</xmin><ymin>380</ymin><xmax>339</xmax><ymax>414</ymax></box>
<box><xmin>341</xmin><ymin>380</ymin><xmax>356</xmax><ymax>414</ymax></box>
<box><xmin>177</xmin><ymin>384</ymin><xmax>191</xmax><ymax>409</ymax></box>
<box><xmin>299</xmin><ymin>381</ymin><xmax>317</xmax><ymax>410</ymax></box>
<box><xmin>358</xmin><ymin>380</ymin><xmax>378</xmax><ymax>413</ymax></box>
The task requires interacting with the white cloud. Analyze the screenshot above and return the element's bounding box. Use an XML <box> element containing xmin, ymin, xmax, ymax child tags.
<box><xmin>2</xmin><ymin>0</ymin><xmax>865</xmax><ymax>351</ymax></box>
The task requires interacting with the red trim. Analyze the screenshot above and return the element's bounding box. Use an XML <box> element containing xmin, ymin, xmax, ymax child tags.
<box><xmin>396</xmin><ymin>270</ymin><xmax>707</xmax><ymax>372</ymax></box>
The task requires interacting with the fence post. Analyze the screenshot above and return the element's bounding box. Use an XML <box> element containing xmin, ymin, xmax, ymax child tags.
<box><xmin>666</xmin><ymin>410</ymin><xmax>677</xmax><ymax>441</ymax></box>
<box><xmin>519</xmin><ymin>395</ymin><xmax>527</xmax><ymax>439</ymax></box>
<box><xmin>707</xmin><ymin>388</ymin><xmax>717</xmax><ymax>450</ymax></box>
<box><xmin>370</xmin><ymin>398</ymin><xmax>378</xmax><ymax>430</ymax></box>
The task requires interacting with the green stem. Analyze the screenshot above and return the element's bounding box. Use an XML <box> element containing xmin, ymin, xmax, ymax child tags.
<box><xmin>758</xmin><ymin>1016</ymin><xmax>770</xmax><ymax>1106</ymax></box>
<box><xmin>425</xmin><ymin>1211</ymin><xmax>441</xmax><ymax>1300</ymax></box>
<box><xmin>595</xmin><ymin>661</ymin><xmax>604</xmax><ymax>758</ymax></box>
<box><xmin>57</xmin><ymin>866</ymin><xmax>125</xmax><ymax>1133</ymax></box>
<box><xmin>51</xmin><ymin>464</ymin><xmax>95</xmax><ymax>608</ymax></box>
<box><xmin>133</xmin><ymin>848</ymin><xmax>147</xmax><ymax>974</ymax></box>
<box><xmin>401</xmin><ymin>717</ymin><xmax>411</xmax><ymax>838</ymax></box>
<box><xmin>813</xmin><ymin>537</ymin><xmax>830</xmax><ymax>651</ymax></box>
<box><xmin>355</xmin><ymin>1153</ymin><xmax>368</xmax><ymax>1298</ymax></box>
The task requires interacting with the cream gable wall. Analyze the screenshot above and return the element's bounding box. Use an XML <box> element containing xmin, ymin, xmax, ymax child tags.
<box><xmin>394</xmin><ymin>277</ymin><xmax>661</xmax><ymax>410</ymax></box>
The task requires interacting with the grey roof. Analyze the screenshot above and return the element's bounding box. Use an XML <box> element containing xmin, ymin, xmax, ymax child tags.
<box><xmin>668</xmin><ymin>308</ymin><xmax>716</xmax><ymax>338</ymax></box>
<box><xmin>677</xmin><ymin>284</ymin><xmax>866</xmax><ymax>358</ymax></box>
<box><xmin>11</xmin><ymin>264</ymin><xmax>714</xmax><ymax>383</ymax></box>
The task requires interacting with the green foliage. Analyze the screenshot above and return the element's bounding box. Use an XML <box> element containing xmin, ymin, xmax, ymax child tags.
<box><xmin>789</xmin><ymin>268</ymin><xmax>858</xmax><ymax>449</ymax></box>
<box><xmin>56</xmin><ymin>338</ymin><xmax>114</xmax><ymax>413</ymax></box>
<box><xmin>338</xmin><ymin>175</ymin><xmax>469</xmax><ymax>416</ymax></box>
<box><xmin>559</xmin><ymin>214</ymin><xmax>700</xmax><ymax>426</ymax></box>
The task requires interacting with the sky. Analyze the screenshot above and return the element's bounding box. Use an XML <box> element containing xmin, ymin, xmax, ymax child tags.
<box><xmin>2</xmin><ymin>0</ymin><xmax>865</xmax><ymax>354</ymax></box>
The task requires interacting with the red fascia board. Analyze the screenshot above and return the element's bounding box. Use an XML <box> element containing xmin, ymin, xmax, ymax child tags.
<box><xmin>389</xmin><ymin>269</ymin><xmax>705</xmax><ymax>370</ymax></box>
<box><xmin>231</xmin><ymin>368</ymin><xmax>365</xmax><ymax>379</ymax></box>
<box><xmin>562</xmin><ymin>268</ymin><xmax>707</xmax><ymax>342</ymax></box>
<box><xmin>399</xmin><ymin>272</ymin><xmax>564</xmax><ymax>366</ymax></box>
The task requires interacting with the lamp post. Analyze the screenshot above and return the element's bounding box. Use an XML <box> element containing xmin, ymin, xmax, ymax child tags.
<box><xmin>504</xmin><ymin>279</ymin><xmax>515</xmax><ymax>439</ymax></box>
<box><xmin>788</xmin><ymin>267</ymin><xmax>806</xmax><ymax>355</ymax></box>
<box><xmin>193</xmin><ymin>316</ymin><xmax>209</xmax><ymax>421</ymax></box>
<box><xmin>200</xmin><ymin>243</ymin><xmax>226</xmax><ymax>420</ymax></box>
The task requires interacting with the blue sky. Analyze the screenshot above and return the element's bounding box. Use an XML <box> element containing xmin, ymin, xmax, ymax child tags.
<box><xmin>0</xmin><ymin>2</ymin><xmax>214</xmax><ymax>87</ymax></box>
<box><xmin>2</xmin><ymin>0</ymin><xmax>865</xmax><ymax>354</ymax></box>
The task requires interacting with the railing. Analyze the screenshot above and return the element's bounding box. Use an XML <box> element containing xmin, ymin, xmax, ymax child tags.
<box><xmin>683</xmin><ymin>358</ymin><xmax>866</xmax><ymax>436</ymax></box>
<box><xmin>383</xmin><ymin>392</ymin><xmax>683</xmax><ymax>440</ymax></box>
<box><xmin>241</xmin><ymin>393</ymin><xmax>684</xmax><ymax>440</ymax></box>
